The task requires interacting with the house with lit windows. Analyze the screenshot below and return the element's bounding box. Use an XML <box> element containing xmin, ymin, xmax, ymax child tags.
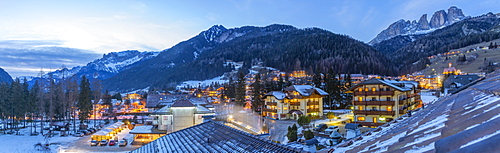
<box><xmin>262</xmin><ymin>85</ymin><xmax>328</xmax><ymax>120</ymax></box>
<box><xmin>349</xmin><ymin>78</ymin><xmax>421</xmax><ymax>127</ymax></box>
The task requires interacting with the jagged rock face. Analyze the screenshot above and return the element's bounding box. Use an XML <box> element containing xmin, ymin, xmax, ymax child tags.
<box><xmin>430</xmin><ymin>10</ymin><xmax>448</xmax><ymax>28</ymax></box>
<box><xmin>370</xmin><ymin>6</ymin><xmax>468</xmax><ymax>45</ymax></box>
<box><xmin>418</xmin><ymin>14</ymin><xmax>430</xmax><ymax>30</ymax></box>
<box><xmin>447</xmin><ymin>6</ymin><xmax>465</xmax><ymax>23</ymax></box>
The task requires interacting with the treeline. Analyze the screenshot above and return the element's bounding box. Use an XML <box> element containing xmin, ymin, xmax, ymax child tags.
<box><xmin>105</xmin><ymin>25</ymin><xmax>398</xmax><ymax>91</ymax></box>
<box><xmin>0</xmin><ymin>75</ymin><xmax>121</xmax><ymax>129</ymax></box>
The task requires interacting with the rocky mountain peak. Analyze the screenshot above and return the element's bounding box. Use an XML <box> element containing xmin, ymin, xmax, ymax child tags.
<box><xmin>369</xmin><ymin>6</ymin><xmax>468</xmax><ymax>45</ymax></box>
<box><xmin>418</xmin><ymin>14</ymin><xmax>430</xmax><ymax>30</ymax></box>
<box><xmin>430</xmin><ymin>10</ymin><xmax>448</xmax><ymax>28</ymax></box>
<box><xmin>202</xmin><ymin>25</ymin><xmax>228</xmax><ymax>42</ymax></box>
<box><xmin>447</xmin><ymin>6</ymin><xmax>466</xmax><ymax>23</ymax></box>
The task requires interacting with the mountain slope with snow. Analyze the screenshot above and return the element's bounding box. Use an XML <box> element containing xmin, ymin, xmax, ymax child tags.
<box><xmin>33</xmin><ymin>50</ymin><xmax>158</xmax><ymax>81</ymax></box>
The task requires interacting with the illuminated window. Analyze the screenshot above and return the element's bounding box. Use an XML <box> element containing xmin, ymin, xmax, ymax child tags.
<box><xmin>372</xmin><ymin>88</ymin><xmax>376</xmax><ymax>91</ymax></box>
<box><xmin>357</xmin><ymin>116</ymin><xmax>365</xmax><ymax>121</ymax></box>
<box><xmin>358</xmin><ymin>106</ymin><xmax>363</xmax><ymax>110</ymax></box>
<box><xmin>372</xmin><ymin>117</ymin><xmax>377</xmax><ymax>123</ymax></box>
<box><xmin>358</xmin><ymin>88</ymin><xmax>362</xmax><ymax>92</ymax></box>
<box><xmin>358</xmin><ymin>97</ymin><xmax>363</xmax><ymax>101</ymax></box>
<box><xmin>387</xmin><ymin>106</ymin><xmax>392</xmax><ymax>111</ymax></box>
<box><xmin>364</xmin><ymin>88</ymin><xmax>368</xmax><ymax>91</ymax></box>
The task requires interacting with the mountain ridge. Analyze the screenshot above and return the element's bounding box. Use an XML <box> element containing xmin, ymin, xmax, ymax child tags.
<box><xmin>369</xmin><ymin>6</ymin><xmax>468</xmax><ymax>45</ymax></box>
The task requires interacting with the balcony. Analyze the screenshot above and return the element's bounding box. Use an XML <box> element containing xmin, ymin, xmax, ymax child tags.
<box><xmin>307</xmin><ymin>101</ymin><xmax>319</xmax><ymax>105</ymax></box>
<box><xmin>353</xmin><ymin>91</ymin><xmax>394</xmax><ymax>96</ymax></box>
<box><xmin>307</xmin><ymin>108</ymin><xmax>320</xmax><ymax>112</ymax></box>
<box><xmin>265</xmin><ymin>102</ymin><xmax>277</xmax><ymax>106</ymax></box>
<box><xmin>353</xmin><ymin>101</ymin><xmax>394</xmax><ymax>106</ymax></box>
<box><xmin>290</xmin><ymin>102</ymin><xmax>300</xmax><ymax>106</ymax></box>
<box><xmin>355</xmin><ymin>121</ymin><xmax>386</xmax><ymax>127</ymax></box>
<box><xmin>262</xmin><ymin>108</ymin><xmax>277</xmax><ymax>113</ymax></box>
<box><xmin>354</xmin><ymin>110</ymin><xmax>395</xmax><ymax>116</ymax></box>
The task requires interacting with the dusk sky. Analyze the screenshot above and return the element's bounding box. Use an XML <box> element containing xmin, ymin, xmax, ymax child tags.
<box><xmin>0</xmin><ymin>0</ymin><xmax>499</xmax><ymax>77</ymax></box>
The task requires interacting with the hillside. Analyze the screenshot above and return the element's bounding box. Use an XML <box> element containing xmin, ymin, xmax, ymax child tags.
<box><xmin>375</xmin><ymin>13</ymin><xmax>500</xmax><ymax>74</ymax></box>
<box><xmin>0</xmin><ymin>67</ymin><xmax>12</xmax><ymax>84</ymax></box>
<box><xmin>421</xmin><ymin>39</ymin><xmax>500</xmax><ymax>75</ymax></box>
<box><xmin>103</xmin><ymin>25</ymin><xmax>396</xmax><ymax>92</ymax></box>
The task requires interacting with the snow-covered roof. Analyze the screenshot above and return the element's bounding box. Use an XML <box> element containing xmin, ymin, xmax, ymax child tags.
<box><xmin>195</xmin><ymin>105</ymin><xmax>213</xmax><ymax>113</ymax></box>
<box><xmin>264</xmin><ymin>91</ymin><xmax>287</xmax><ymax>100</ymax></box>
<box><xmin>130</xmin><ymin>121</ymin><xmax>302</xmax><ymax>153</ymax></box>
<box><xmin>171</xmin><ymin>99</ymin><xmax>195</xmax><ymax>107</ymax></box>
<box><xmin>285</xmin><ymin>85</ymin><xmax>328</xmax><ymax>96</ymax></box>
<box><xmin>334</xmin><ymin>70</ymin><xmax>500</xmax><ymax>152</ymax></box>
<box><xmin>351</xmin><ymin>78</ymin><xmax>414</xmax><ymax>91</ymax></box>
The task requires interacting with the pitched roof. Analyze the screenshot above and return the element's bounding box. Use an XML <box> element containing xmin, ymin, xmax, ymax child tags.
<box><xmin>284</xmin><ymin>85</ymin><xmax>329</xmax><ymax>96</ymax></box>
<box><xmin>334</xmin><ymin>70</ymin><xmax>500</xmax><ymax>152</ymax></box>
<box><xmin>349</xmin><ymin>78</ymin><xmax>414</xmax><ymax>91</ymax></box>
<box><xmin>130</xmin><ymin>121</ymin><xmax>302</xmax><ymax>153</ymax></box>
<box><xmin>263</xmin><ymin>91</ymin><xmax>287</xmax><ymax>100</ymax></box>
<box><xmin>171</xmin><ymin>99</ymin><xmax>195</xmax><ymax>107</ymax></box>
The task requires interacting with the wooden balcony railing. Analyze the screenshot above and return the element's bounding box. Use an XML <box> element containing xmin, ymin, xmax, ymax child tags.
<box><xmin>355</xmin><ymin>121</ymin><xmax>386</xmax><ymax>127</ymax></box>
<box><xmin>262</xmin><ymin>108</ymin><xmax>277</xmax><ymax>113</ymax></box>
<box><xmin>265</xmin><ymin>102</ymin><xmax>277</xmax><ymax>106</ymax></box>
<box><xmin>307</xmin><ymin>108</ymin><xmax>320</xmax><ymax>112</ymax></box>
<box><xmin>354</xmin><ymin>110</ymin><xmax>395</xmax><ymax>116</ymax></box>
<box><xmin>353</xmin><ymin>101</ymin><xmax>395</xmax><ymax>105</ymax></box>
<box><xmin>290</xmin><ymin>102</ymin><xmax>300</xmax><ymax>106</ymax></box>
<box><xmin>353</xmin><ymin>91</ymin><xmax>394</xmax><ymax>96</ymax></box>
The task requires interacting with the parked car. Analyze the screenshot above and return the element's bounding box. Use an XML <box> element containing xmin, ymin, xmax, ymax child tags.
<box><xmin>108</xmin><ymin>140</ymin><xmax>116</xmax><ymax>146</ymax></box>
<box><xmin>324</xmin><ymin>126</ymin><xmax>339</xmax><ymax>134</ymax></box>
<box><xmin>313</xmin><ymin>124</ymin><xmax>328</xmax><ymax>132</ymax></box>
<box><xmin>80</xmin><ymin>130</ymin><xmax>91</xmax><ymax>135</ymax></box>
<box><xmin>118</xmin><ymin>139</ymin><xmax>128</xmax><ymax>147</ymax></box>
<box><xmin>100</xmin><ymin>140</ymin><xmax>108</xmax><ymax>146</ymax></box>
<box><xmin>73</xmin><ymin>132</ymin><xmax>84</xmax><ymax>137</ymax></box>
<box><xmin>90</xmin><ymin>140</ymin><xmax>98</xmax><ymax>146</ymax></box>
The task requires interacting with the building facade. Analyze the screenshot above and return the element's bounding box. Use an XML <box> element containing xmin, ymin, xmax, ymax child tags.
<box><xmin>262</xmin><ymin>85</ymin><xmax>328</xmax><ymax>120</ymax></box>
<box><xmin>349</xmin><ymin>78</ymin><xmax>421</xmax><ymax>127</ymax></box>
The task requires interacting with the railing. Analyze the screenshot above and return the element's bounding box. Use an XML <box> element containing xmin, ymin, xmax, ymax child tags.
<box><xmin>354</xmin><ymin>110</ymin><xmax>395</xmax><ymax>116</ymax></box>
<box><xmin>353</xmin><ymin>91</ymin><xmax>394</xmax><ymax>96</ymax></box>
<box><xmin>262</xmin><ymin>108</ymin><xmax>277</xmax><ymax>113</ymax></box>
<box><xmin>307</xmin><ymin>108</ymin><xmax>320</xmax><ymax>112</ymax></box>
<box><xmin>354</xmin><ymin>121</ymin><xmax>386</xmax><ymax>127</ymax></box>
<box><xmin>289</xmin><ymin>102</ymin><xmax>300</xmax><ymax>106</ymax></box>
<box><xmin>353</xmin><ymin>101</ymin><xmax>394</xmax><ymax>105</ymax></box>
<box><xmin>265</xmin><ymin>102</ymin><xmax>277</xmax><ymax>106</ymax></box>
<box><xmin>307</xmin><ymin>101</ymin><xmax>319</xmax><ymax>105</ymax></box>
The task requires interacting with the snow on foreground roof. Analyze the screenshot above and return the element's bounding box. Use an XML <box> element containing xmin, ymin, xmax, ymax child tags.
<box><xmin>333</xmin><ymin>70</ymin><xmax>500</xmax><ymax>153</ymax></box>
<box><xmin>130</xmin><ymin>121</ymin><xmax>302</xmax><ymax>153</ymax></box>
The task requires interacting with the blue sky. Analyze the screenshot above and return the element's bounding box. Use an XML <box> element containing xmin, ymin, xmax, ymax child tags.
<box><xmin>0</xmin><ymin>0</ymin><xmax>499</xmax><ymax>77</ymax></box>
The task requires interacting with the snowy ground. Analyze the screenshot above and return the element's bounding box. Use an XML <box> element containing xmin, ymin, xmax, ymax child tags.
<box><xmin>0</xmin><ymin>126</ymin><xmax>79</xmax><ymax>153</ymax></box>
<box><xmin>0</xmin><ymin>121</ymin><xmax>138</xmax><ymax>153</ymax></box>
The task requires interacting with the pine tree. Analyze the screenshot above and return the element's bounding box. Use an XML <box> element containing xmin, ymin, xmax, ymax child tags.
<box><xmin>235</xmin><ymin>72</ymin><xmax>246</xmax><ymax>106</ymax></box>
<box><xmin>102</xmin><ymin>90</ymin><xmax>113</xmax><ymax>115</ymax></box>
<box><xmin>77</xmin><ymin>76</ymin><xmax>92</xmax><ymax>123</ymax></box>
<box><xmin>251</xmin><ymin>73</ymin><xmax>263</xmax><ymax>112</ymax></box>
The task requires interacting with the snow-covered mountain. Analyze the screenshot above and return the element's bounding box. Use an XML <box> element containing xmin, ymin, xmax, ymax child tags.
<box><xmin>0</xmin><ymin>67</ymin><xmax>13</xmax><ymax>84</ymax></box>
<box><xmin>34</xmin><ymin>50</ymin><xmax>159</xmax><ymax>81</ymax></box>
<box><xmin>369</xmin><ymin>6</ymin><xmax>468</xmax><ymax>45</ymax></box>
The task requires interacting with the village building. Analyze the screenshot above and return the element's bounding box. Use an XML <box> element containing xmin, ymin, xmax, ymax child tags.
<box><xmin>149</xmin><ymin>99</ymin><xmax>214</xmax><ymax>133</ymax></box>
<box><xmin>262</xmin><ymin>85</ymin><xmax>328</xmax><ymax>120</ymax></box>
<box><xmin>349</xmin><ymin>78</ymin><xmax>421</xmax><ymax>128</ymax></box>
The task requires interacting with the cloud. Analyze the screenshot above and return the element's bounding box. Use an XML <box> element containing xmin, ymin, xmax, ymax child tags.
<box><xmin>0</xmin><ymin>40</ymin><xmax>101</xmax><ymax>77</ymax></box>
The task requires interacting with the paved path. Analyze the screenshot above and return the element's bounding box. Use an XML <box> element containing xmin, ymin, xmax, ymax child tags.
<box><xmin>60</xmin><ymin>126</ymin><xmax>140</xmax><ymax>152</ymax></box>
